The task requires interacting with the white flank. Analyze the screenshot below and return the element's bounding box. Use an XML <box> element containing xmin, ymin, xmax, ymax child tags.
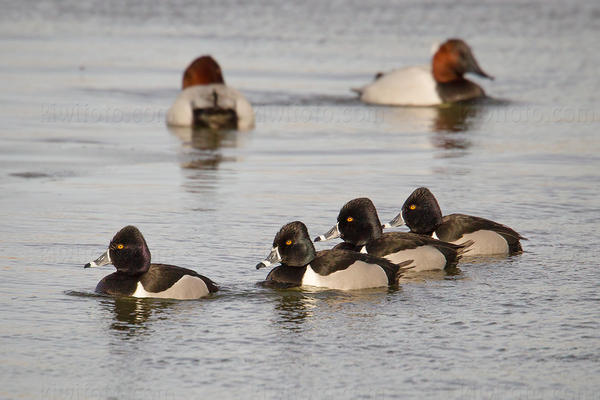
<box><xmin>359</xmin><ymin>66</ymin><xmax>442</xmax><ymax>106</ymax></box>
<box><xmin>451</xmin><ymin>231</ymin><xmax>509</xmax><ymax>256</ymax></box>
<box><xmin>384</xmin><ymin>245</ymin><xmax>446</xmax><ymax>272</ymax></box>
<box><xmin>132</xmin><ymin>275</ymin><xmax>210</xmax><ymax>300</ymax></box>
<box><xmin>301</xmin><ymin>262</ymin><xmax>388</xmax><ymax>290</ymax></box>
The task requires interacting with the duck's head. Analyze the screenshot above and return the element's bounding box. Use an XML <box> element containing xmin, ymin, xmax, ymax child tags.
<box><xmin>256</xmin><ymin>221</ymin><xmax>316</xmax><ymax>269</ymax></box>
<box><xmin>84</xmin><ymin>225</ymin><xmax>151</xmax><ymax>275</ymax></box>
<box><xmin>182</xmin><ymin>55</ymin><xmax>225</xmax><ymax>89</ymax></box>
<box><xmin>315</xmin><ymin>198</ymin><xmax>383</xmax><ymax>246</ymax></box>
<box><xmin>432</xmin><ymin>39</ymin><xmax>493</xmax><ymax>83</ymax></box>
<box><xmin>385</xmin><ymin>187</ymin><xmax>443</xmax><ymax>235</ymax></box>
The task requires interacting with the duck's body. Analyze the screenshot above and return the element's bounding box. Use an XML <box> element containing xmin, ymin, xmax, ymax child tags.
<box><xmin>435</xmin><ymin>214</ymin><xmax>523</xmax><ymax>255</ymax></box>
<box><xmin>264</xmin><ymin>251</ymin><xmax>406</xmax><ymax>290</ymax></box>
<box><xmin>167</xmin><ymin>84</ymin><xmax>254</xmax><ymax>130</ymax></box>
<box><xmin>85</xmin><ymin>226</ymin><xmax>218</xmax><ymax>300</ymax></box>
<box><xmin>96</xmin><ymin>264</ymin><xmax>218</xmax><ymax>299</ymax></box>
<box><xmin>386</xmin><ymin>187</ymin><xmax>525</xmax><ymax>256</ymax></box>
<box><xmin>316</xmin><ymin>198</ymin><xmax>469</xmax><ymax>271</ymax></box>
<box><xmin>356</xmin><ymin>66</ymin><xmax>441</xmax><ymax>106</ymax></box>
<box><xmin>364</xmin><ymin>231</ymin><xmax>467</xmax><ymax>272</ymax></box>
<box><xmin>166</xmin><ymin>55</ymin><xmax>254</xmax><ymax>130</ymax></box>
<box><xmin>355</xmin><ymin>39</ymin><xmax>492</xmax><ymax>106</ymax></box>
<box><xmin>257</xmin><ymin>221</ymin><xmax>411</xmax><ymax>290</ymax></box>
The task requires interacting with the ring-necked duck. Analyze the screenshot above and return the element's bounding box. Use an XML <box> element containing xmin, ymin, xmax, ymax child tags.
<box><xmin>315</xmin><ymin>198</ymin><xmax>470</xmax><ymax>271</ymax></box>
<box><xmin>256</xmin><ymin>221</ymin><xmax>412</xmax><ymax>290</ymax></box>
<box><xmin>353</xmin><ymin>39</ymin><xmax>493</xmax><ymax>106</ymax></box>
<box><xmin>84</xmin><ymin>226</ymin><xmax>218</xmax><ymax>299</ymax></box>
<box><xmin>385</xmin><ymin>187</ymin><xmax>525</xmax><ymax>255</ymax></box>
<box><xmin>166</xmin><ymin>55</ymin><xmax>254</xmax><ymax>130</ymax></box>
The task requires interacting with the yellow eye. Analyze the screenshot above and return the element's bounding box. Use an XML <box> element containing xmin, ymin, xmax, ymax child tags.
<box><xmin>347</xmin><ymin>217</ymin><xmax>354</xmax><ymax>222</ymax></box>
<box><xmin>116</xmin><ymin>244</ymin><xmax>124</xmax><ymax>249</ymax></box>
<box><xmin>409</xmin><ymin>204</ymin><xmax>416</xmax><ymax>210</ymax></box>
<box><xmin>285</xmin><ymin>240</ymin><xmax>292</xmax><ymax>245</ymax></box>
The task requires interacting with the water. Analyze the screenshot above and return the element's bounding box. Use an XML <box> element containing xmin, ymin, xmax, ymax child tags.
<box><xmin>1</xmin><ymin>0</ymin><xmax>599</xmax><ymax>399</ymax></box>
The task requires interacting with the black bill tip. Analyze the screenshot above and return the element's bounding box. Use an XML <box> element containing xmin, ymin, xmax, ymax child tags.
<box><xmin>83</xmin><ymin>263</ymin><xmax>91</xmax><ymax>269</ymax></box>
<box><xmin>256</xmin><ymin>262</ymin><xmax>266</xmax><ymax>270</ymax></box>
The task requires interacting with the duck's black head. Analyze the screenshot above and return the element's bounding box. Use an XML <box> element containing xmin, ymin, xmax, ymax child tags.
<box><xmin>401</xmin><ymin>187</ymin><xmax>444</xmax><ymax>235</ymax></box>
<box><xmin>85</xmin><ymin>225</ymin><xmax>151</xmax><ymax>275</ymax></box>
<box><xmin>337</xmin><ymin>197</ymin><xmax>383</xmax><ymax>246</ymax></box>
<box><xmin>256</xmin><ymin>221</ymin><xmax>316</xmax><ymax>269</ymax></box>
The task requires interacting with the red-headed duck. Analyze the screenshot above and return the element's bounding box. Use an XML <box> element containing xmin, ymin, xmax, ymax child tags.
<box><xmin>167</xmin><ymin>55</ymin><xmax>254</xmax><ymax>130</ymax></box>
<box><xmin>354</xmin><ymin>39</ymin><xmax>493</xmax><ymax>106</ymax></box>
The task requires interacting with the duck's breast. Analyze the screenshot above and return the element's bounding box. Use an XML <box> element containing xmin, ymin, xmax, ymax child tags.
<box><xmin>359</xmin><ymin>66</ymin><xmax>442</xmax><ymax>106</ymax></box>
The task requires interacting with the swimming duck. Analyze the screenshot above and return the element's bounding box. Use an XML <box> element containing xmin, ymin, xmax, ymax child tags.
<box><xmin>166</xmin><ymin>55</ymin><xmax>254</xmax><ymax>130</ymax></box>
<box><xmin>256</xmin><ymin>221</ymin><xmax>412</xmax><ymax>290</ymax></box>
<box><xmin>84</xmin><ymin>226</ymin><xmax>218</xmax><ymax>299</ymax></box>
<box><xmin>354</xmin><ymin>39</ymin><xmax>493</xmax><ymax>106</ymax></box>
<box><xmin>385</xmin><ymin>187</ymin><xmax>525</xmax><ymax>255</ymax></box>
<box><xmin>315</xmin><ymin>198</ymin><xmax>470</xmax><ymax>271</ymax></box>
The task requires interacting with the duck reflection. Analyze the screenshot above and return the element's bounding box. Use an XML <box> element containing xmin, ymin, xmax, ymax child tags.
<box><xmin>383</xmin><ymin>103</ymin><xmax>481</xmax><ymax>152</ymax></box>
<box><xmin>429</xmin><ymin>103</ymin><xmax>480</xmax><ymax>153</ymax></box>
<box><xmin>431</xmin><ymin>102</ymin><xmax>479</xmax><ymax>133</ymax></box>
<box><xmin>169</xmin><ymin>126</ymin><xmax>243</xmax><ymax>171</ymax></box>
<box><xmin>168</xmin><ymin>126</ymin><xmax>244</xmax><ymax>151</ymax></box>
<box><xmin>101</xmin><ymin>297</ymin><xmax>174</xmax><ymax>337</ymax></box>
<box><xmin>398</xmin><ymin>265</ymin><xmax>462</xmax><ymax>284</ymax></box>
<box><xmin>272</xmin><ymin>291</ymin><xmax>317</xmax><ymax>331</ymax></box>
<box><xmin>270</xmin><ymin>287</ymin><xmax>400</xmax><ymax>332</ymax></box>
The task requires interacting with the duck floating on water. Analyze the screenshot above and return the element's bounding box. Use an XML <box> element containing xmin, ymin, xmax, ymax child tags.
<box><xmin>354</xmin><ymin>39</ymin><xmax>493</xmax><ymax>106</ymax></box>
<box><xmin>166</xmin><ymin>55</ymin><xmax>254</xmax><ymax>130</ymax></box>
<box><xmin>85</xmin><ymin>226</ymin><xmax>219</xmax><ymax>299</ymax></box>
<box><xmin>385</xmin><ymin>187</ymin><xmax>526</xmax><ymax>256</ymax></box>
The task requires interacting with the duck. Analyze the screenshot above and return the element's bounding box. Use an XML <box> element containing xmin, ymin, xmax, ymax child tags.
<box><xmin>315</xmin><ymin>198</ymin><xmax>471</xmax><ymax>271</ymax></box>
<box><xmin>384</xmin><ymin>187</ymin><xmax>526</xmax><ymax>255</ymax></box>
<box><xmin>353</xmin><ymin>39</ymin><xmax>493</xmax><ymax>106</ymax></box>
<box><xmin>166</xmin><ymin>55</ymin><xmax>254</xmax><ymax>130</ymax></box>
<box><xmin>84</xmin><ymin>226</ymin><xmax>218</xmax><ymax>299</ymax></box>
<box><xmin>256</xmin><ymin>221</ymin><xmax>412</xmax><ymax>290</ymax></box>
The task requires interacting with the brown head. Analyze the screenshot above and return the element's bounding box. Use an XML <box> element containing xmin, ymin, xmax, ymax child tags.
<box><xmin>432</xmin><ymin>39</ymin><xmax>493</xmax><ymax>83</ymax></box>
<box><xmin>182</xmin><ymin>55</ymin><xmax>225</xmax><ymax>89</ymax></box>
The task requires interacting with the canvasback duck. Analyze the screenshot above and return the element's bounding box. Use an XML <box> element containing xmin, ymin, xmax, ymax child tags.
<box><xmin>166</xmin><ymin>55</ymin><xmax>254</xmax><ymax>130</ymax></box>
<box><xmin>354</xmin><ymin>39</ymin><xmax>493</xmax><ymax>106</ymax></box>
<box><xmin>384</xmin><ymin>187</ymin><xmax>526</xmax><ymax>256</ymax></box>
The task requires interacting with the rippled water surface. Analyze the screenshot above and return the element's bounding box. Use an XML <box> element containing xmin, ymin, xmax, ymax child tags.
<box><xmin>1</xmin><ymin>1</ymin><xmax>599</xmax><ymax>399</ymax></box>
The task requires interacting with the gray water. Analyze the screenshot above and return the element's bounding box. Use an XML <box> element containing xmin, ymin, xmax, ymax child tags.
<box><xmin>1</xmin><ymin>0</ymin><xmax>599</xmax><ymax>399</ymax></box>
